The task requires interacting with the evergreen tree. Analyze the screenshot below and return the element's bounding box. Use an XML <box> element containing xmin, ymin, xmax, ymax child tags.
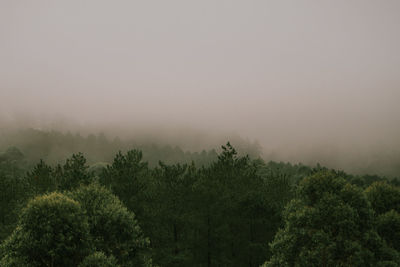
<box><xmin>147</xmin><ymin>162</ymin><xmax>197</xmax><ymax>266</ymax></box>
<box><xmin>26</xmin><ymin>159</ymin><xmax>55</xmax><ymax>195</ymax></box>
<box><xmin>99</xmin><ymin>150</ymin><xmax>149</xmax><ymax>217</ymax></box>
<box><xmin>59</xmin><ymin>153</ymin><xmax>92</xmax><ymax>190</ymax></box>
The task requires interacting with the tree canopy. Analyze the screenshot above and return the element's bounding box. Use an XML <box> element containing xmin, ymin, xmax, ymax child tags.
<box><xmin>264</xmin><ymin>171</ymin><xmax>399</xmax><ymax>266</ymax></box>
<box><xmin>0</xmin><ymin>140</ymin><xmax>399</xmax><ymax>266</ymax></box>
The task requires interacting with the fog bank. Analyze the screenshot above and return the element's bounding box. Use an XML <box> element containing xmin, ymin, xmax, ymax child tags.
<box><xmin>1</xmin><ymin>0</ymin><xmax>400</xmax><ymax>176</ymax></box>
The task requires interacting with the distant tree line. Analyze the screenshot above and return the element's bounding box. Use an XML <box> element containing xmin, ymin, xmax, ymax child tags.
<box><xmin>0</xmin><ymin>129</ymin><xmax>262</xmax><ymax>168</ymax></box>
<box><xmin>0</xmin><ymin>140</ymin><xmax>399</xmax><ymax>266</ymax></box>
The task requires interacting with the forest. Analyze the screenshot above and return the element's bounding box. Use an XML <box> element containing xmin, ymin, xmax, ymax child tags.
<box><xmin>2</xmin><ymin>0</ymin><xmax>400</xmax><ymax>266</ymax></box>
<box><xmin>0</xmin><ymin>129</ymin><xmax>399</xmax><ymax>266</ymax></box>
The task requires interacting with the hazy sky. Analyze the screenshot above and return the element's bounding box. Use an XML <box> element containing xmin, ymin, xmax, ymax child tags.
<box><xmin>1</xmin><ymin>0</ymin><xmax>400</xmax><ymax>157</ymax></box>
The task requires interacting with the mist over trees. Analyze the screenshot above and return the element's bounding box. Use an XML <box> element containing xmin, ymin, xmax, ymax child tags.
<box><xmin>2</xmin><ymin>0</ymin><xmax>400</xmax><ymax>265</ymax></box>
<box><xmin>0</xmin><ymin>130</ymin><xmax>399</xmax><ymax>266</ymax></box>
<box><xmin>1</xmin><ymin>126</ymin><xmax>399</xmax><ymax>178</ymax></box>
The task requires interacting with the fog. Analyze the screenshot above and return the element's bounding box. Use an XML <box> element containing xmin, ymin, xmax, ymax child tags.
<box><xmin>1</xmin><ymin>1</ymin><xmax>400</xmax><ymax>175</ymax></box>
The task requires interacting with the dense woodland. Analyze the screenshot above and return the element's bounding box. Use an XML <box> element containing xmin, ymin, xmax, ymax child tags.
<box><xmin>0</xmin><ymin>130</ymin><xmax>399</xmax><ymax>266</ymax></box>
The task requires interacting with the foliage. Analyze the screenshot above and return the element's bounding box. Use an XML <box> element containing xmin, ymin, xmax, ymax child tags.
<box><xmin>1</xmin><ymin>140</ymin><xmax>399</xmax><ymax>266</ymax></box>
<box><xmin>59</xmin><ymin>153</ymin><xmax>92</xmax><ymax>190</ymax></box>
<box><xmin>26</xmin><ymin>160</ymin><xmax>55</xmax><ymax>195</ymax></box>
<box><xmin>186</xmin><ymin>143</ymin><xmax>291</xmax><ymax>266</ymax></box>
<box><xmin>376</xmin><ymin>210</ymin><xmax>400</xmax><ymax>251</ymax></box>
<box><xmin>146</xmin><ymin>162</ymin><xmax>198</xmax><ymax>266</ymax></box>
<box><xmin>0</xmin><ymin>166</ymin><xmax>28</xmax><ymax>241</ymax></box>
<box><xmin>264</xmin><ymin>171</ymin><xmax>397</xmax><ymax>267</ymax></box>
<box><xmin>99</xmin><ymin>149</ymin><xmax>150</xmax><ymax>221</ymax></box>
<box><xmin>365</xmin><ymin>181</ymin><xmax>400</xmax><ymax>215</ymax></box>
<box><xmin>0</xmin><ymin>193</ymin><xmax>90</xmax><ymax>266</ymax></box>
<box><xmin>366</xmin><ymin>182</ymin><xmax>400</xmax><ymax>257</ymax></box>
<box><xmin>68</xmin><ymin>183</ymin><xmax>150</xmax><ymax>266</ymax></box>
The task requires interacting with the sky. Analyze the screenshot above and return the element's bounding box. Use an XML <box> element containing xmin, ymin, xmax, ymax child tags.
<box><xmin>1</xmin><ymin>0</ymin><xmax>400</xmax><ymax>169</ymax></box>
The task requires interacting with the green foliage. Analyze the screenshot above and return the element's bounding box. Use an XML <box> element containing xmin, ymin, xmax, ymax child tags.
<box><xmin>99</xmin><ymin>150</ymin><xmax>149</xmax><ymax>218</ymax></box>
<box><xmin>24</xmin><ymin>153</ymin><xmax>94</xmax><ymax>195</ymax></box>
<box><xmin>265</xmin><ymin>171</ymin><xmax>394</xmax><ymax>267</ymax></box>
<box><xmin>78</xmin><ymin>252</ymin><xmax>119</xmax><ymax>267</ymax></box>
<box><xmin>1</xmin><ymin>139</ymin><xmax>399</xmax><ymax>266</ymax></box>
<box><xmin>0</xmin><ymin>148</ymin><xmax>30</xmax><ymax>241</ymax></box>
<box><xmin>187</xmin><ymin>143</ymin><xmax>289</xmax><ymax>266</ymax></box>
<box><xmin>1</xmin><ymin>186</ymin><xmax>152</xmax><ymax>266</ymax></box>
<box><xmin>0</xmin><ymin>192</ymin><xmax>90</xmax><ymax>266</ymax></box>
<box><xmin>0</xmin><ymin>171</ymin><xmax>27</xmax><ymax>241</ymax></box>
<box><xmin>146</xmin><ymin>162</ymin><xmax>197</xmax><ymax>266</ymax></box>
<box><xmin>26</xmin><ymin>159</ymin><xmax>56</xmax><ymax>195</ymax></box>
<box><xmin>125</xmin><ymin>142</ymin><xmax>289</xmax><ymax>266</ymax></box>
<box><xmin>365</xmin><ymin>181</ymin><xmax>400</xmax><ymax>215</ymax></box>
<box><xmin>68</xmin><ymin>183</ymin><xmax>150</xmax><ymax>266</ymax></box>
<box><xmin>366</xmin><ymin>182</ymin><xmax>400</xmax><ymax>257</ymax></box>
<box><xmin>59</xmin><ymin>153</ymin><xmax>92</xmax><ymax>190</ymax></box>
<box><xmin>376</xmin><ymin>210</ymin><xmax>400</xmax><ymax>251</ymax></box>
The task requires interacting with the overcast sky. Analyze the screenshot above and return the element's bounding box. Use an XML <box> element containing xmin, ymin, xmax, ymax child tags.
<box><xmin>1</xmin><ymin>0</ymin><xmax>400</xmax><ymax>158</ymax></box>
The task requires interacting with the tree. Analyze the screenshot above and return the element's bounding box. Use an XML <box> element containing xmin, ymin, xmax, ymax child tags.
<box><xmin>147</xmin><ymin>162</ymin><xmax>197</xmax><ymax>266</ymax></box>
<box><xmin>59</xmin><ymin>153</ymin><xmax>92</xmax><ymax>191</ymax></box>
<box><xmin>26</xmin><ymin>159</ymin><xmax>56</xmax><ymax>195</ymax></box>
<box><xmin>0</xmin><ymin>192</ymin><xmax>90</xmax><ymax>266</ymax></box>
<box><xmin>68</xmin><ymin>183</ymin><xmax>150</xmax><ymax>266</ymax></box>
<box><xmin>366</xmin><ymin>182</ymin><xmax>400</xmax><ymax>257</ymax></box>
<box><xmin>264</xmin><ymin>171</ymin><xmax>394</xmax><ymax>267</ymax></box>
<box><xmin>365</xmin><ymin>181</ymin><xmax>400</xmax><ymax>215</ymax></box>
<box><xmin>1</xmin><ymin>185</ymin><xmax>153</xmax><ymax>266</ymax></box>
<box><xmin>99</xmin><ymin>150</ymin><xmax>149</xmax><ymax>217</ymax></box>
<box><xmin>0</xmin><ymin>165</ymin><xmax>28</xmax><ymax>241</ymax></box>
<box><xmin>193</xmin><ymin>142</ymin><xmax>276</xmax><ymax>266</ymax></box>
<box><xmin>376</xmin><ymin>210</ymin><xmax>400</xmax><ymax>252</ymax></box>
